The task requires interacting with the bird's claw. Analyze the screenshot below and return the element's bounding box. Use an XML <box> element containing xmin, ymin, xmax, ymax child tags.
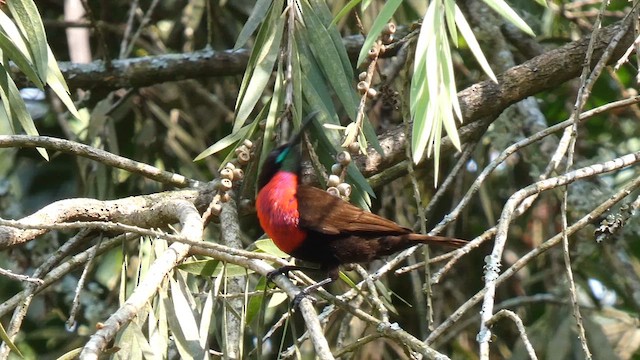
<box><xmin>292</xmin><ymin>289</ymin><xmax>316</xmax><ymax>308</ymax></box>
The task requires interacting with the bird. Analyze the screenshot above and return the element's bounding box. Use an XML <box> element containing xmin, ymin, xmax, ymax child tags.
<box><xmin>255</xmin><ymin>115</ymin><xmax>466</xmax><ymax>298</ymax></box>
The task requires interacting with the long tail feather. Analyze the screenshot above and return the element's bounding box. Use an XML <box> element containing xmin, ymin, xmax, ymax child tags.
<box><xmin>405</xmin><ymin>234</ymin><xmax>468</xmax><ymax>248</ymax></box>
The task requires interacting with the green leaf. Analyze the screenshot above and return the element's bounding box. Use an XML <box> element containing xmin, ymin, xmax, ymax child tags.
<box><xmin>234</xmin><ymin>0</ymin><xmax>274</xmax><ymax>50</ymax></box>
<box><xmin>254</xmin><ymin>238</ymin><xmax>289</xmax><ymax>258</ymax></box>
<box><xmin>166</xmin><ymin>277</ymin><xmax>207</xmax><ymax>359</ymax></box>
<box><xmin>454</xmin><ymin>5</ymin><xmax>497</xmax><ymax>82</ymax></box>
<box><xmin>355</xmin><ymin>0</ymin><xmax>403</xmax><ymax>66</ymax></box>
<box><xmin>198</xmin><ymin>290</ymin><xmax>214</xmax><ymax>348</ymax></box>
<box><xmin>57</xmin><ymin>348</ymin><xmax>82</xmax><ymax>360</ymax></box>
<box><xmin>331</xmin><ymin>0</ymin><xmax>362</xmax><ymax>25</ymax></box>
<box><xmin>301</xmin><ymin>2</ymin><xmax>358</xmax><ymax>117</ymax></box>
<box><xmin>482</xmin><ymin>0</ymin><xmax>535</xmax><ymax>36</ymax></box>
<box><xmin>0</xmin><ymin>29</ymin><xmax>42</xmax><ymax>88</ymax></box>
<box><xmin>443</xmin><ymin>0</ymin><xmax>458</xmax><ymax>47</ymax></box>
<box><xmin>46</xmin><ymin>47</ymin><xmax>80</xmax><ymax>118</ymax></box>
<box><xmin>194</xmin><ymin>120</ymin><xmax>257</xmax><ymax>161</ymax></box>
<box><xmin>0</xmin><ymin>101</ymin><xmax>10</xmax><ymax>129</ymax></box>
<box><xmin>0</xmin><ymin>321</ymin><xmax>22</xmax><ymax>358</ymax></box>
<box><xmin>259</xmin><ymin>62</ymin><xmax>285</xmax><ymax>176</ymax></box>
<box><xmin>234</xmin><ymin>0</ymin><xmax>285</xmax><ymax>131</ymax></box>
<box><xmin>0</xmin><ymin>63</ymin><xmax>47</xmax><ymax>159</ymax></box>
<box><xmin>179</xmin><ymin>260</ymin><xmax>255</xmax><ymax>277</ymax></box>
<box><xmin>8</xmin><ymin>0</ymin><xmax>48</xmax><ymax>80</ymax></box>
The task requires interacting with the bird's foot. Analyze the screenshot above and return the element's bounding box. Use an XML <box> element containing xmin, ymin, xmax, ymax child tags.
<box><xmin>266</xmin><ymin>265</ymin><xmax>304</xmax><ymax>284</ymax></box>
<box><xmin>291</xmin><ymin>277</ymin><xmax>334</xmax><ymax>308</ymax></box>
<box><xmin>292</xmin><ymin>288</ymin><xmax>316</xmax><ymax>308</ymax></box>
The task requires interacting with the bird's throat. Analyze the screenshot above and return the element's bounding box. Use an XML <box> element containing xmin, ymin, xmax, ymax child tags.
<box><xmin>256</xmin><ymin>171</ymin><xmax>307</xmax><ymax>254</ymax></box>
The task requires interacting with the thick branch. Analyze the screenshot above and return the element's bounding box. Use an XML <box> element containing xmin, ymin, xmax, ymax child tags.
<box><xmin>0</xmin><ymin>183</ymin><xmax>216</xmax><ymax>248</ymax></box>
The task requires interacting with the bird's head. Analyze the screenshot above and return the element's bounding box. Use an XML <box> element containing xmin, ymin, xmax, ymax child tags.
<box><xmin>257</xmin><ymin>111</ymin><xmax>318</xmax><ymax>190</ymax></box>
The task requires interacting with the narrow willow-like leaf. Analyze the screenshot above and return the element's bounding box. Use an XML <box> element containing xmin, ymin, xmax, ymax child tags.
<box><xmin>443</xmin><ymin>31</ymin><xmax>462</xmax><ymax>121</ymax></box>
<box><xmin>180</xmin><ymin>260</ymin><xmax>255</xmax><ymax>277</ymax></box>
<box><xmin>439</xmin><ymin>32</ymin><xmax>462</xmax><ymax>150</ymax></box>
<box><xmin>482</xmin><ymin>0</ymin><xmax>535</xmax><ymax>35</ymax></box>
<box><xmin>234</xmin><ymin>0</ymin><xmax>283</xmax><ymax>128</ymax></box>
<box><xmin>0</xmin><ymin>102</ymin><xmax>9</xmax><ymax>131</ymax></box>
<box><xmin>454</xmin><ymin>5</ymin><xmax>497</xmax><ymax>82</ymax></box>
<box><xmin>292</xmin><ymin>39</ymin><xmax>303</xmax><ymax>127</ymax></box>
<box><xmin>234</xmin><ymin>5</ymin><xmax>285</xmax><ymax>131</ymax></box>
<box><xmin>0</xmin><ymin>67</ymin><xmax>13</xmax><ymax>131</ymax></box>
<box><xmin>356</xmin><ymin>0</ymin><xmax>403</xmax><ymax>66</ymax></box>
<box><xmin>296</xmin><ymin>34</ymin><xmax>340</xmax><ymax>125</ymax></box>
<box><xmin>331</xmin><ymin>0</ymin><xmax>363</xmax><ymax>25</ymax></box>
<box><xmin>57</xmin><ymin>348</ymin><xmax>82</xmax><ymax>360</ymax></box>
<box><xmin>46</xmin><ymin>47</ymin><xmax>80</xmax><ymax>118</ymax></box>
<box><xmin>309</xmin><ymin>0</ymin><xmax>353</xmax><ymax>81</ymax></box>
<box><xmin>254</xmin><ymin>238</ymin><xmax>289</xmax><ymax>258</ymax></box>
<box><xmin>0</xmin><ymin>10</ymin><xmax>30</xmax><ymax>55</ymax></box>
<box><xmin>0</xmin><ymin>321</ymin><xmax>22</xmax><ymax>358</ymax></box>
<box><xmin>302</xmin><ymin>2</ymin><xmax>357</xmax><ymax>113</ymax></box>
<box><xmin>234</xmin><ymin>0</ymin><xmax>274</xmax><ymax>50</ymax></box>
<box><xmin>129</xmin><ymin>322</ymin><xmax>157</xmax><ymax>359</ymax></box>
<box><xmin>198</xmin><ymin>290</ymin><xmax>214</xmax><ymax>348</ymax></box>
<box><xmin>168</xmin><ymin>277</ymin><xmax>206</xmax><ymax>358</ymax></box>
<box><xmin>8</xmin><ymin>0</ymin><xmax>48</xmax><ymax>80</ymax></box>
<box><xmin>443</xmin><ymin>0</ymin><xmax>458</xmax><ymax>47</ymax></box>
<box><xmin>3</xmin><ymin>64</ymin><xmax>47</xmax><ymax>159</ymax></box>
<box><xmin>259</xmin><ymin>61</ymin><xmax>285</xmax><ymax>175</ymax></box>
<box><xmin>194</xmin><ymin>119</ymin><xmax>258</xmax><ymax>161</ymax></box>
<box><xmin>0</xmin><ymin>30</ymin><xmax>41</xmax><ymax>88</ymax></box>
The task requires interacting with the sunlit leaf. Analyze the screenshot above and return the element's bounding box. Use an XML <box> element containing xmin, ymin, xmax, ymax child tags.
<box><xmin>167</xmin><ymin>277</ymin><xmax>206</xmax><ymax>359</ymax></box>
<box><xmin>179</xmin><ymin>260</ymin><xmax>255</xmax><ymax>277</ymax></box>
<box><xmin>302</xmin><ymin>2</ymin><xmax>357</xmax><ymax>114</ymax></box>
<box><xmin>1</xmin><ymin>63</ymin><xmax>47</xmax><ymax>159</ymax></box>
<box><xmin>0</xmin><ymin>321</ymin><xmax>22</xmax><ymax>358</ymax></box>
<box><xmin>443</xmin><ymin>0</ymin><xmax>458</xmax><ymax>47</ymax></box>
<box><xmin>234</xmin><ymin>1</ymin><xmax>285</xmax><ymax>131</ymax></box>
<box><xmin>259</xmin><ymin>62</ymin><xmax>285</xmax><ymax>175</ymax></box>
<box><xmin>482</xmin><ymin>0</ymin><xmax>535</xmax><ymax>36</ymax></box>
<box><xmin>194</xmin><ymin>120</ymin><xmax>258</xmax><ymax>161</ymax></box>
<box><xmin>355</xmin><ymin>0</ymin><xmax>403</xmax><ymax>66</ymax></box>
<box><xmin>0</xmin><ymin>30</ymin><xmax>42</xmax><ymax>88</ymax></box>
<box><xmin>331</xmin><ymin>0</ymin><xmax>362</xmax><ymax>25</ymax></box>
<box><xmin>46</xmin><ymin>47</ymin><xmax>80</xmax><ymax>118</ymax></box>
<box><xmin>129</xmin><ymin>322</ymin><xmax>157</xmax><ymax>359</ymax></box>
<box><xmin>198</xmin><ymin>290</ymin><xmax>214</xmax><ymax>348</ymax></box>
<box><xmin>454</xmin><ymin>5</ymin><xmax>497</xmax><ymax>82</ymax></box>
<box><xmin>8</xmin><ymin>0</ymin><xmax>48</xmax><ymax>80</ymax></box>
<box><xmin>234</xmin><ymin>0</ymin><xmax>273</xmax><ymax>50</ymax></box>
<box><xmin>254</xmin><ymin>238</ymin><xmax>289</xmax><ymax>258</ymax></box>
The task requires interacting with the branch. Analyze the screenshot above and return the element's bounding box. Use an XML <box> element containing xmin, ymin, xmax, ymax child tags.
<box><xmin>0</xmin><ymin>135</ymin><xmax>201</xmax><ymax>188</ymax></box>
<box><xmin>426</xmin><ymin>173</ymin><xmax>640</xmax><ymax>344</ymax></box>
<box><xmin>358</xmin><ymin>20</ymin><xmax>635</xmax><ymax>177</ymax></box>
<box><xmin>80</xmin><ymin>200</ymin><xmax>203</xmax><ymax>358</ymax></box>
<box><xmin>0</xmin><ymin>184</ymin><xmax>216</xmax><ymax>248</ymax></box>
<box><xmin>479</xmin><ymin>151</ymin><xmax>640</xmax><ymax>350</ymax></box>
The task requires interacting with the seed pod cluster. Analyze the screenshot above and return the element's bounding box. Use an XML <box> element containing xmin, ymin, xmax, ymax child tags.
<box><xmin>326</xmin><ymin>151</ymin><xmax>353</xmax><ymax>200</ymax></box>
<box><xmin>381</xmin><ymin>22</ymin><xmax>396</xmax><ymax>44</ymax></box>
<box><xmin>235</xmin><ymin>139</ymin><xmax>254</xmax><ymax>166</ymax></box>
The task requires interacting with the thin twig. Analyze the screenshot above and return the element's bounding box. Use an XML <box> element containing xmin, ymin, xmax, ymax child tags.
<box><xmin>0</xmin><ymin>135</ymin><xmax>200</xmax><ymax>188</ymax></box>
<box><xmin>428</xmin><ymin>174</ymin><xmax>640</xmax><ymax>345</ymax></box>
<box><xmin>485</xmin><ymin>310</ymin><xmax>538</xmax><ymax>360</ymax></box>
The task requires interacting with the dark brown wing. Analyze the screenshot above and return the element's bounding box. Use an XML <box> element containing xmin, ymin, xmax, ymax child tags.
<box><xmin>297</xmin><ymin>185</ymin><xmax>411</xmax><ymax>235</ymax></box>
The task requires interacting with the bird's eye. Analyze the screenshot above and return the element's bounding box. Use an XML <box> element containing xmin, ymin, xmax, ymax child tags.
<box><xmin>276</xmin><ymin>147</ymin><xmax>290</xmax><ymax>164</ymax></box>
